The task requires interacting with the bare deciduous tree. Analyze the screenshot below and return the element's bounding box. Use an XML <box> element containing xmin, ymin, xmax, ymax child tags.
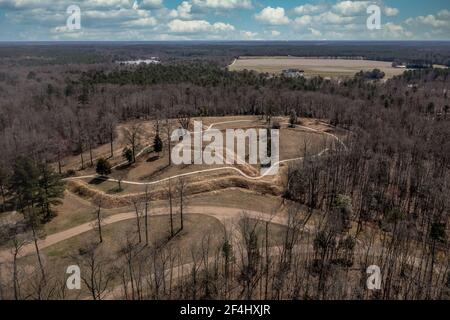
<box><xmin>77</xmin><ymin>243</ymin><xmax>114</xmax><ymax>300</ymax></box>
<box><xmin>131</xmin><ymin>198</ymin><xmax>142</xmax><ymax>243</ymax></box>
<box><xmin>177</xmin><ymin>177</ymin><xmax>188</xmax><ymax>232</ymax></box>
<box><xmin>92</xmin><ymin>197</ymin><xmax>104</xmax><ymax>244</ymax></box>
<box><xmin>124</xmin><ymin>124</ymin><xmax>143</xmax><ymax>163</ymax></box>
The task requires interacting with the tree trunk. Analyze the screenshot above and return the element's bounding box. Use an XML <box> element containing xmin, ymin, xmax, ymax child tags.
<box><xmin>80</xmin><ymin>147</ymin><xmax>84</xmax><ymax>170</ymax></box>
<box><xmin>13</xmin><ymin>251</ymin><xmax>19</xmax><ymax>300</ymax></box>
<box><xmin>169</xmin><ymin>180</ymin><xmax>174</xmax><ymax>238</ymax></box>
<box><xmin>0</xmin><ymin>184</ymin><xmax>6</xmax><ymax>212</ymax></box>
<box><xmin>89</xmin><ymin>141</ymin><xmax>94</xmax><ymax>167</ymax></box>
<box><xmin>180</xmin><ymin>188</ymin><xmax>184</xmax><ymax>231</ymax></box>
<box><xmin>134</xmin><ymin>205</ymin><xmax>142</xmax><ymax>243</ymax></box>
<box><xmin>166</xmin><ymin>120</ymin><xmax>172</xmax><ymax>166</ymax></box>
<box><xmin>31</xmin><ymin>222</ymin><xmax>46</xmax><ymax>282</ymax></box>
<box><xmin>145</xmin><ymin>199</ymin><xmax>149</xmax><ymax>246</ymax></box>
<box><xmin>90</xmin><ymin>261</ymin><xmax>96</xmax><ymax>300</ymax></box>
<box><xmin>97</xmin><ymin>206</ymin><xmax>103</xmax><ymax>243</ymax></box>
<box><xmin>57</xmin><ymin>153</ymin><xmax>62</xmax><ymax>175</ymax></box>
<box><xmin>110</xmin><ymin>130</ymin><xmax>114</xmax><ymax>158</ymax></box>
<box><xmin>427</xmin><ymin>241</ymin><xmax>436</xmax><ymax>299</ymax></box>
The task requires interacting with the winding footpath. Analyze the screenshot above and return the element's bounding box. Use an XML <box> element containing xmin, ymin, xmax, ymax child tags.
<box><xmin>0</xmin><ymin>205</ymin><xmax>292</xmax><ymax>263</ymax></box>
<box><xmin>0</xmin><ymin>119</ymin><xmax>345</xmax><ymax>262</ymax></box>
<box><xmin>65</xmin><ymin>119</ymin><xmax>346</xmax><ymax>185</ymax></box>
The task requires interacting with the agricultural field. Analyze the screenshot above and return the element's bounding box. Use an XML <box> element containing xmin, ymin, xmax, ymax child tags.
<box><xmin>228</xmin><ymin>56</ymin><xmax>406</xmax><ymax>79</ymax></box>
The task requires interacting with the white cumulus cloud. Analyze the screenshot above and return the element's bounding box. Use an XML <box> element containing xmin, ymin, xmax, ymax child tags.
<box><xmin>124</xmin><ymin>16</ymin><xmax>158</xmax><ymax>27</ymax></box>
<box><xmin>271</xmin><ymin>30</ymin><xmax>280</xmax><ymax>36</ymax></box>
<box><xmin>192</xmin><ymin>0</ymin><xmax>252</xmax><ymax>10</ymax></box>
<box><xmin>315</xmin><ymin>11</ymin><xmax>355</xmax><ymax>24</ymax></box>
<box><xmin>333</xmin><ymin>1</ymin><xmax>370</xmax><ymax>16</ymax></box>
<box><xmin>294</xmin><ymin>15</ymin><xmax>313</xmax><ymax>26</ymax></box>
<box><xmin>384</xmin><ymin>6</ymin><xmax>399</xmax><ymax>17</ymax></box>
<box><xmin>308</xmin><ymin>27</ymin><xmax>322</xmax><ymax>37</ymax></box>
<box><xmin>136</xmin><ymin>0</ymin><xmax>163</xmax><ymax>9</ymax></box>
<box><xmin>242</xmin><ymin>30</ymin><xmax>258</xmax><ymax>39</ymax></box>
<box><xmin>169</xmin><ymin>1</ymin><xmax>192</xmax><ymax>19</ymax></box>
<box><xmin>255</xmin><ymin>6</ymin><xmax>290</xmax><ymax>25</ymax></box>
<box><xmin>167</xmin><ymin>18</ymin><xmax>234</xmax><ymax>33</ymax></box>
<box><xmin>294</xmin><ymin>4</ymin><xmax>327</xmax><ymax>15</ymax></box>
<box><xmin>406</xmin><ymin>11</ymin><xmax>450</xmax><ymax>29</ymax></box>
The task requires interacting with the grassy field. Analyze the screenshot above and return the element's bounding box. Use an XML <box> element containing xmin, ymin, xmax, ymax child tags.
<box><xmin>0</xmin><ymin>116</ymin><xmax>332</xmax><ymax>252</ymax></box>
<box><xmin>41</xmin><ymin>214</ymin><xmax>224</xmax><ymax>261</ymax></box>
<box><xmin>40</xmin><ymin>116</ymin><xmax>338</xmax><ymax>235</ymax></box>
<box><xmin>228</xmin><ymin>56</ymin><xmax>406</xmax><ymax>79</ymax></box>
<box><xmin>0</xmin><ymin>115</ymin><xmax>337</xmax><ymax>299</ymax></box>
<box><xmin>54</xmin><ymin>116</ymin><xmax>341</xmax><ymax>220</ymax></box>
<box><xmin>16</xmin><ymin>213</ymin><xmax>225</xmax><ymax>299</ymax></box>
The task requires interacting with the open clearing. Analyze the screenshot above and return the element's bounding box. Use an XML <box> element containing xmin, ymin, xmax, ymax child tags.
<box><xmin>1</xmin><ymin>115</ymin><xmax>343</xmax><ymax>235</ymax></box>
<box><xmin>228</xmin><ymin>56</ymin><xmax>406</xmax><ymax>79</ymax></box>
<box><xmin>61</xmin><ymin>117</ymin><xmax>340</xmax><ymax>207</ymax></box>
<box><xmin>1</xmin><ymin>113</ymin><xmax>447</xmax><ymax>300</ymax></box>
<box><xmin>0</xmin><ymin>115</ymin><xmax>343</xmax><ymax>298</ymax></box>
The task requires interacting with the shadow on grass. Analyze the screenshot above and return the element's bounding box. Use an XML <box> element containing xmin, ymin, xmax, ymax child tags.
<box><xmin>115</xmin><ymin>162</ymin><xmax>132</xmax><ymax>170</ymax></box>
<box><xmin>139</xmin><ymin>163</ymin><xmax>170</xmax><ymax>181</ymax></box>
<box><xmin>88</xmin><ymin>176</ymin><xmax>108</xmax><ymax>185</ymax></box>
<box><xmin>146</xmin><ymin>155</ymin><xmax>160</xmax><ymax>162</ymax></box>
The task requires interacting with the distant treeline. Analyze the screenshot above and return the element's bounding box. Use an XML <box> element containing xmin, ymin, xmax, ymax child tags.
<box><xmin>83</xmin><ymin>62</ymin><xmax>315</xmax><ymax>89</ymax></box>
<box><xmin>1</xmin><ymin>42</ymin><xmax>450</xmax><ymax>66</ymax></box>
<box><xmin>84</xmin><ymin>62</ymin><xmax>450</xmax><ymax>90</ymax></box>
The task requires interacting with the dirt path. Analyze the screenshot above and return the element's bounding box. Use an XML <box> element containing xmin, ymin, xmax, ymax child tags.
<box><xmin>1</xmin><ymin>119</ymin><xmax>344</xmax><ymax>262</ymax></box>
<box><xmin>0</xmin><ymin>205</ymin><xmax>292</xmax><ymax>263</ymax></box>
<box><xmin>65</xmin><ymin>120</ymin><xmax>346</xmax><ymax>186</ymax></box>
<box><xmin>0</xmin><ymin>119</ymin><xmax>344</xmax><ymax>262</ymax></box>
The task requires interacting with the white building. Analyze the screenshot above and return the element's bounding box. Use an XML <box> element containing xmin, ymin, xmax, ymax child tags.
<box><xmin>282</xmin><ymin>69</ymin><xmax>304</xmax><ymax>78</ymax></box>
<box><xmin>116</xmin><ymin>57</ymin><xmax>161</xmax><ymax>65</ymax></box>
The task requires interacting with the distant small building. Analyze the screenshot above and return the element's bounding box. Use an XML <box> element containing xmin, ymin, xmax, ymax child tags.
<box><xmin>392</xmin><ymin>61</ymin><xmax>407</xmax><ymax>68</ymax></box>
<box><xmin>116</xmin><ymin>57</ymin><xmax>161</xmax><ymax>65</ymax></box>
<box><xmin>282</xmin><ymin>69</ymin><xmax>304</xmax><ymax>78</ymax></box>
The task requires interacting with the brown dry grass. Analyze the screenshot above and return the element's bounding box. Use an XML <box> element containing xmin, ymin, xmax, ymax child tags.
<box><xmin>17</xmin><ymin>213</ymin><xmax>225</xmax><ymax>299</ymax></box>
<box><xmin>229</xmin><ymin>56</ymin><xmax>405</xmax><ymax>79</ymax></box>
<box><xmin>66</xmin><ymin>172</ymin><xmax>284</xmax><ymax>209</ymax></box>
<box><xmin>42</xmin><ymin>213</ymin><xmax>224</xmax><ymax>261</ymax></box>
<box><xmin>63</xmin><ymin>116</ymin><xmax>342</xmax><ymax>209</ymax></box>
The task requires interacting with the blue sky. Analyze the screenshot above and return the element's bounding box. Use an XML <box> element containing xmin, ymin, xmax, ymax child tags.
<box><xmin>0</xmin><ymin>0</ymin><xmax>449</xmax><ymax>41</ymax></box>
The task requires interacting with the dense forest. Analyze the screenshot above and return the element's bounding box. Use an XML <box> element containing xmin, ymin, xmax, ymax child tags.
<box><xmin>1</xmin><ymin>41</ymin><xmax>450</xmax><ymax>66</ymax></box>
<box><xmin>0</xmin><ymin>43</ymin><xmax>449</xmax><ymax>300</ymax></box>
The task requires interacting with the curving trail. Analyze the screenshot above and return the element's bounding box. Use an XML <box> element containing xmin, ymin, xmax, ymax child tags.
<box><xmin>0</xmin><ymin>205</ymin><xmax>293</xmax><ymax>263</ymax></box>
<box><xmin>0</xmin><ymin>119</ymin><xmax>345</xmax><ymax>264</ymax></box>
<box><xmin>65</xmin><ymin>119</ymin><xmax>346</xmax><ymax>186</ymax></box>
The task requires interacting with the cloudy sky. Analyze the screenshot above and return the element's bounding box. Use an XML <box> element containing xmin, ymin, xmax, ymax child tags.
<box><xmin>0</xmin><ymin>0</ymin><xmax>449</xmax><ymax>41</ymax></box>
